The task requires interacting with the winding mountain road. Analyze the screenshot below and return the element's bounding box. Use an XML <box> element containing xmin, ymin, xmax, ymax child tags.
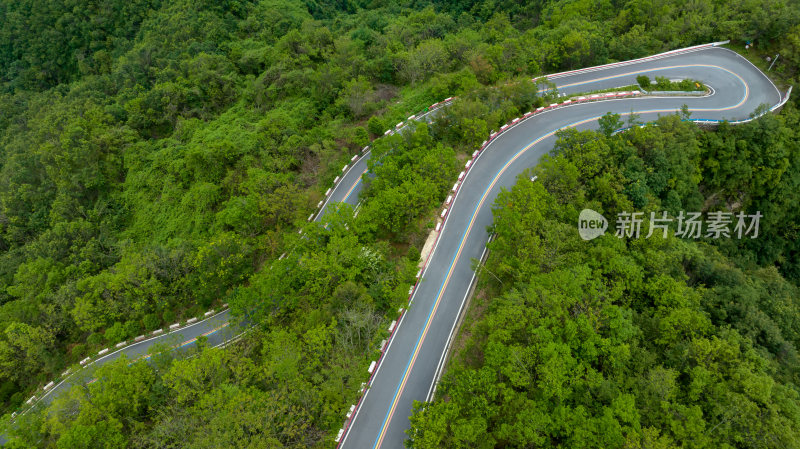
<box><xmin>10</xmin><ymin>43</ymin><xmax>787</xmax><ymax>448</ymax></box>
<box><xmin>336</xmin><ymin>43</ymin><xmax>785</xmax><ymax>449</ymax></box>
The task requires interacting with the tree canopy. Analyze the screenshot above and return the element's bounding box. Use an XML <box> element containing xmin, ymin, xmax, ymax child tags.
<box><xmin>1</xmin><ymin>0</ymin><xmax>799</xmax><ymax>446</ymax></box>
<box><xmin>408</xmin><ymin>112</ymin><xmax>800</xmax><ymax>449</ymax></box>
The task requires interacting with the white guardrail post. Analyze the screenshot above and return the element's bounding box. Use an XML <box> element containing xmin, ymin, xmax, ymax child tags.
<box><xmin>20</xmin><ymin>44</ymin><xmax>784</xmax><ymax>427</ymax></box>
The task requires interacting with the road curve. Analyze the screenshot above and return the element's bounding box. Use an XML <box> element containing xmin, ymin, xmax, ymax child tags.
<box><xmin>5</xmin><ymin>79</ymin><xmax>443</xmax><ymax>435</ymax></box>
<box><xmin>7</xmin><ymin>44</ymin><xmax>784</xmax><ymax>447</ymax></box>
<box><xmin>337</xmin><ymin>44</ymin><xmax>783</xmax><ymax>449</ymax></box>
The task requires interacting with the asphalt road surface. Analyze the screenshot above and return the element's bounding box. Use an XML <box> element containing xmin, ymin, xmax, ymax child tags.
<box><xmin>6</xmin><ymin>43</ymin><xmax>783</xmax><ymax>447</ymax></box>
<box><xmin>337</xmin><ymin>44</ymin><xmax>782</xmax><ymax>449</ymax></box>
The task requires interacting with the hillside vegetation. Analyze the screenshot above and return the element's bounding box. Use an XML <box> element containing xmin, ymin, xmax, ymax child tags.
<box><xmin>1</xmin><ymin>0</ymin><xmax>799</xmax><ymax>447</ymax></box>
<box><xmin>409</xmin><ymin>113</ymin><xmax>800</xmax><ymax>448</ymax></box>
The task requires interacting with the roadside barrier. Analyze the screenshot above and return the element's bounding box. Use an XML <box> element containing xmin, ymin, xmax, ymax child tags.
<box><xmin>331</xmin><ymin>41</ymin><xmax>795</xmax><ymax>446</ymax></box>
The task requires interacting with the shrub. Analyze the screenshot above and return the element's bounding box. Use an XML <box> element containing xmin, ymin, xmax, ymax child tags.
<box><xmin>162</xmin><ymin>310</ymin><xmax>176</xmax><ymax>324</ymax></box>
<box><xmin>143</xmin><ymin>313</ymin><xmax>160</xmax><ymax>331</ymax></box>
<box><xmin>86</xmin><ymin>332</ymin><xmax>104</xmax><ymax>346</ymax></box>
<box><xmin>104</xmin><ymin>322</ymin><xmax>127</xmax><ymax>344</ymax></box>
<box><xmin>185</xmin><ymin>305</ymin><xmax>202</xmax><ymax>320</ymax></box>
<box><xmin>367</xmin><ymin>115</ymin><xmax>385</xmax><ymax>136</ymax></box>
<box><xmin>8</xmin><ymin>392</ymin><xmax>22</xmax><ymax>408</ymax></box>
<box><xmin>0</xmin><ymin>381</ymin><xmax>17</xmax><ymax>403</ymax></box>
<box><xmin>124</xmin><ymin>320</ymin><xmax>141</xmax><ymax>338</ymax></box>
<box><xmin>655</xmin><ymin>76</ymin><xmax>671</xmax><ymax>90</ymax></box>
<box><xmin>353</xmin><ymin>126</ymin><xmax>369</xmax><ymax>148</ymax></box>
<box><xmin>407</xmin><ymin>245</ymin><xmax>421</xmax><ymax>263</ymax></box>
<box><xmin>636</xmin><ymin>75</ymin><xmax>651</xmax><ymax>89</ymax></box>
<box><xmin>70</xmin><ymin>344</ymin><xmax>87</xmax><ymax>359</ymax></box>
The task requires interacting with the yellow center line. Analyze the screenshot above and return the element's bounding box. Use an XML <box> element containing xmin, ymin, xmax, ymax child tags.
<box><xmin>370</xmin><ymin>73</ymin><xmax>750</xmax><ymax>446</ymax></box>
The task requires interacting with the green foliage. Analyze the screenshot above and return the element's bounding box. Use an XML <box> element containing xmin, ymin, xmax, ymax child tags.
<box><xmin>85</xmin><ymin>333</ymin><xmax>103</xmax><ymax>347</ymax></box>
<box><xmin>408</xmin><ymin>114</ymin><xmax>800</xmax><ymax>449</ymax></box>
<box><xmin>1</xmin><ymin>0</ymin><xmax>799</xmax><ymax>442</ymax></box>
<box><xmin>368</xmin><ymin>115</ymin><xmax>386</xmax><ymax>136</ymax></box>
<box><xmin>598</xmin><ymin>112</ymin><xmax>623</xmax><ymax>136</ymax></box>
<box><xmin>7</xmin><ymin>344</ymin><xmax>326</xmax><ymax>448</ymax></box>
<box><xmin>0</xmin><ymin>0</ymin><xmax>163</xmax><ymax>90</ymax></box>
<box><xmin>234</xmin><ymin>205</ymin><xmax>411</xmax><ymax>320</ymax></box>
<box><xmin>407</xmin><ymin>245</ymin><xmax>421</xmax><ymax>264</ymax></box>
<box><xmin>142</xmin><ymin>314</ymin><xmax>159</xmax><ymax>331</ymax></box>
<box><xmin>647</xmin><ymin>75</ymin><xmax>706</xmax><ymax>92</ymax></box>
<box><xmin>636</xmin><ymin>74</ymin><xmax>651</xmax><ymax>89</ymax></box>
<box><xmin>70</xmin><ymin>344</ymin><xmax>86</xmax><ymax>360</ymax></box>
<box><xmin>360</xmin><ymin>123</ymin><xmax>460</xmax><ymax>239</ymax></box>
<box><xmin>103</xmin><ymin>322</ymin><xmax>126</xmax><ymax>345</ymax></box>
<box><xmin>431</xmin><ymin>78</ymin><xmax>546</xmax><ymax>151</ymax></box>
<box><xmin>123</xmin><ymin>321</ymin><xmax>140</xmax><ymax>339</ymax></box>
<box><xmin>0</xmin><ymin>323</ymin><xmax>53</xmax><ymax>384</ymax></box>
<box><xmin>161</xmin><ymin>310</ymin><xmax>175</xmax><ymax>325</ymax></box>
<box><xmin>428</xmin><ymin>69</ymin><xmax>481</xmax><ymax>100</ymax></box>
<box><xmin>337</xmin><ymin>76</ymin><xmax>381</xmax><ymax>119</ymax></box>
<box><xmin>189</xmin><ymin>232</ymin><xmax>253</xmax><ymax>307</ymax></box>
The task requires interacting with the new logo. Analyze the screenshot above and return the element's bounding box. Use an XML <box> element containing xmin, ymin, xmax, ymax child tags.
<box><xmin>578</xmin><ymin>209</ymin><xmax>607</xmax><ymax>240</ymax></box>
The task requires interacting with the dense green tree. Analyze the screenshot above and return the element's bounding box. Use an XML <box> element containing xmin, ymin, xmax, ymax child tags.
<box><xmin>409</xmin><ymin>112</ymin><xmax>800</xmax><ymax>449</ymax></box>
<box><xmin>2</xmin><ymin>0</ymin><xmax>800</xmax><ymax>445</ymax></box>
<box><xmin>360</xmin><ymin>123</ymin><xmax>460</xmax><ymax>238</ymax></box>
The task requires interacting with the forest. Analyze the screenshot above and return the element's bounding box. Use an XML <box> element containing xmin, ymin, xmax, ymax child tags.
<box><xmin>0</xmin><ymin>0</ymin><xmax>799</xmax><ymax>447</ymax></box>
<box><xmin>408</xmin><ymin>112</ymin><xmax>800</xmax><ymax>448</ymax></box>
